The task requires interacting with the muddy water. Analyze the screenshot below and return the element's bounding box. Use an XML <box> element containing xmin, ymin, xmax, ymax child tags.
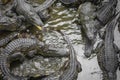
<box><xmin>46</xmin><ymin>2</ymin><xmax>102</xmax><ymax>80</ymax></box>
<box><xmin>2</xmin><ymin>0</ymin><xmax>120</xmax><ymax>80</ymax></box>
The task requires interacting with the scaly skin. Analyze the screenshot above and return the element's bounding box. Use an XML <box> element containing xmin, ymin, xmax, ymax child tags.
<box><xmin>0</xmin><ymin>38</ymin><xmax>44</xmax><ymax>80</ymax></box>
<box><xmin>2</xmin><ymin>38</ymin><xmax>44</xmax><ymax>55</ymax></box>
<box><xmin>0</xmin><ymin>32</ymin><xmax>18</xmax><ymax>47</ymax></box>
<box><xmin>78</xmin><ymin>2</ymin><xmax>97</xmax><ymax>57</ymax></box>
<box><xmin>104</xmin><ymin>12</ymin><xmax>119</xmax><ymax>80</ymax></box>
<box><xmin>96</xmin><ymin>41</ymin><xmax>107</xmax><ymax>80</ymax></box>
<box><xmin>0</xmin><ymin>55</ymin><xmax>28</xmax><ymax>80</ymax></box>
<box><xmin>40</xmin><ymin>31</ymin><xmax>82</xmax><ymax>80</ymax></box>
<box><xmin>0</xmin><ymin>37</ymin><xmax>70</xmax><ymax>80</ymax></box>
<box><xmin>58</xmin><ymin>30</ymin><xmax>82</xmax><ymax>80</ymax></box>
<box><xmin>34</xmin><ymin>0</ymin><xmax>56</xmax><ymax>12</ymax></box>
<box><xmin>13</xmin><ymin>0</ymin><xmax>44</xmax><ymax>28</ymax></box>
<box><xmin>97</xmin><ymin>12</ymin><xmax>120</xmax><ymax>80</ymax></box>
<box><xmin>96</xmin><ymin>0</ymin><xmax>117</xmax><ymax>26</ymax></box>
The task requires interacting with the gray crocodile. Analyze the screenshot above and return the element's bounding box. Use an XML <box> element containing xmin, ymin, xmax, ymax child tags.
<box><xmin>34</xmin><ymin>0</ymin><xmax>56</xmax><ymax>12</ymax></box>
<box><xmin>104</xmin><ymin>12</ymin><xmax>119</xmax><ymax>80</ymax></box>
<box><xmin>77</xmin><ymin>2</ymin><xmax>97</xmax><ymax>57</ymax></box>
<box><xmin>0</xmin><ymin>38</ymin><xmax>44</xmax><ymax>80</ymax></box>
<box><xmin>58</xmin><ymin>30</ymin><xmax>82</xmax><ymax>80</ymax></box>
<box><xmin>0</xmin><ymin>32</ymin><xmax>19</xmax><ymax>47</ymax></box>
<box><xmin>39</xmin><ymin>30</ymin><xmax>82</xmax><ymax>80</ymax></box>
<box><xmin>0</xmin><ymin>37</ymin><xmax>70</xmax><ymax>80</ymax></box>
<box><xmin>13</xmin><ymin>0</ymin><xmax>44</xmax><ymax>30</ymax></box>
<box><xmin>0</xmin><ymin>15</ymin><xmax>23</xmax><ymax>31</ymax></box>
<box><xmin>0</xmin><ymin>0</ymin><xmax>56</xmax><ymax>31</ymax></box>
<box><xmin>96</xmin><ymin>12</ymin><xmax>120</xmax><ymax>80</ymax></box>
<box><xmin>96</xmin><ymin>0</ymin><xmax>117</xmax><ymax>26</ymax></box>
<box><xmin>25</xmin><ymin>0</ymin><xmax>56</xmax><ymax>22</ymax></box>
<box><xmin>0</xmin><ymin>54</ymin><xmax>28</xmax><ymax>80</ymax></box>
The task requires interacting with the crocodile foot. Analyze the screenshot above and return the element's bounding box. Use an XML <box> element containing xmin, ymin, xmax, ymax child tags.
<box><xmin>8</xmin><ymin>52</ymin><xmax>25</xmax><ymax>63</ymax></box>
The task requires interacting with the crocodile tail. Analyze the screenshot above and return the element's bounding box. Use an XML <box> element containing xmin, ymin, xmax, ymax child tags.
<box><xmin>0</xmin><ymin>55</ymin><xmax>11</xmax><ymax>80</ymax></box>
<box><xmin>0</xmin><ymin>55</ymin><xmax>28</xmax><ymax>80</ymax></box>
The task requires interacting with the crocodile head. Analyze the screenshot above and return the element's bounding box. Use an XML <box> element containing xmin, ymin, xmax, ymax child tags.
<box><xmin>28</xmin><ymin>12</ymin><xmax>44</xmax><ymax>30</ymax></box>
<box><xmin>78</xmin><ymin>2</ymin><xmax>97</xmax><ymax>40</ymax></box>
<box><xmin>81</xmin><ymin>23</ymin><xmax>97</xmax><ymax>40</ymax></box>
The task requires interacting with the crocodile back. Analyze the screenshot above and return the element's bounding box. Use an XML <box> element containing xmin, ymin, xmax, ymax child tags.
<box><xmin>14</xmin><ymin>0</ymin><xmax>44</xmax><ymax>26</ymax></box>
<box><xmin>3</xmin><ymin>38</ymin><xmax>38</xmax><ymax>55</ymax></box>
<box><xmin>0</xmin><ymin>32</ymin><xmax>18</xmax><ymax>47</ymax></box>
<box><xmin>59</xmin><ymin>31</ymin><xmax>79</xmax><ymax>80</ymax></box>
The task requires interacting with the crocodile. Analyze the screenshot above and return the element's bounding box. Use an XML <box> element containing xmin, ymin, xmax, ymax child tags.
<box><xmin>77</xmin><ymin>2</ymin><xmax>97</xmax><ymax>57</ymax></box>
<box><xmin>34</xmin><ymin>0</ymin><xmax>56</xmax><ymax>12</ymax></box>
<box><xmin>0</xmin><ymin>1</ymin><xmax>25</xmax><ymax>31</ymax></box>
<box><xmin>19</xmin><ymin>0</ymin><xmax>56</xmax><ymax>22</ymax></box>
<box><xmin>96</xmin><ymin>12</ymin><xmax>120</xmax><ymax>80</ymax></box>
<box><xmin>96</xmin><ymin>0</ymin><xmax>117</xmax><ymax>28</ymax></box>
<box><xmin>77</xmin><ymin>1</ymin><xmax>117</xmax><ymax>57</ymax></box>
<box><xmin>0</xmin><ymin>37</ymin><xmax>70</xmax><ymax>80</ymax></box>
<box><xmin>39</xmin><ymin>30</ymin><xmax>82</xmax><ymax>80</ymax></box>
<box><xmin>0</xmin><ymin>0</ymin><xmax>56</xmax><ymax>31</ymax></box>
<box><xmin>25</xmin><ymin>0</ymin><xmax>55</xmax><ymax>22</ymax></box>
<box><xmin>0</xmin><ymin>38</ymin><xmax>44</xmax><ymax>80</ymax></box>
<box><xmin>0</xmin><ymin>32</ymin><xmax>19</xmax><ymax>47</ymax></box>
<box><xmin>13</xmin><ymin>0</ymin><xmax>44</xmax><ymax>30</ymax></box>
<box><xmin>0</xmin><ymin>15</ymin><xmax>23</xmax><ymax>31</ymax></box>
<box><xmin>58</xmin><ymin>30</ymin><xmax>82</xmax><ymax>80</ymax></box>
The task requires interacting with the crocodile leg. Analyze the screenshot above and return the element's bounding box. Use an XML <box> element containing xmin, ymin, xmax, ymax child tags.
<box><xmin>0</xmin><ymin>15</ymin><xmax>23</xmax><ymax>31</ymax></box>
<box><xmin>8</xmin><ymin>52</ymin><xmax>25</xmax><ymax>63</ymax></box>
<box><xmin>113</xmin><ymin>43</ymin><xmax>120</xmax><ymax>54</ymax></box>
<box><xmin>40</xmin><ymin>46</ymin><xmax>69</xmax><ymax>57</ymax></box>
